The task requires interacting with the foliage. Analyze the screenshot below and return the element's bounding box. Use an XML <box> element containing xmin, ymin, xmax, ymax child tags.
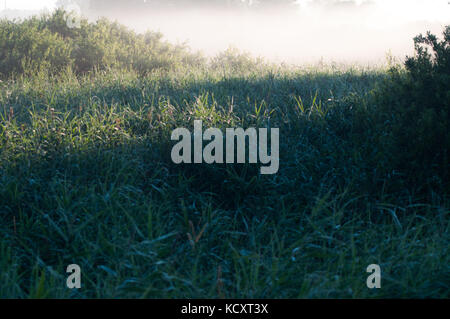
<box><xmin>0</xmin><ymin>16</ymin><xmax>448</xmax><ymax>298</ymax></box>
<box><xmin>373</xmin><ymin>26</ymin><xmax>450</xmax><ymax>187</ymax></box>
<box><xmin>0</xmin><ymin>9</ymin><xmax>204</xmax><ymax>78</ymax></box>
<box><xmin>210</xmin><ymin>47</ymin><xmax>264</xmax><ymax>73</ymax></box>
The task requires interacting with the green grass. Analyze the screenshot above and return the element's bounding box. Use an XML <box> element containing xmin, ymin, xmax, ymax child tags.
<box><xmin>0</xmin><ymin>62</ymin><xmax>448</xmax><ymax>299</ymax></box>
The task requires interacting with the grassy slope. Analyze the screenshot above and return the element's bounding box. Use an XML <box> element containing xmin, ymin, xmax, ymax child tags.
<box><xmin>0</xmin><ymin>64</ymin><xmax>448</xmax><ymax>298</ymax></box>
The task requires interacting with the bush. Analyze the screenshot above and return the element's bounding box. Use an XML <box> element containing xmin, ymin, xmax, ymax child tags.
<box><xmin>210</xmin><ymin>46</ymin><xmax>263</xmax><ymax>72</ymax></box>
<box><xmin>374</xmin><ymin>26</ymin><xmax>450</xmax><ymax>188</ymax></box>
<box><xmin>0</xmin><ymin>9</ymin><xmax>204</xmax><ymax>78</ymax></box>
<box><xmin>0</xmin><ymin>17</ymin><xmax>73</xmax><ymax>76</ymax></box>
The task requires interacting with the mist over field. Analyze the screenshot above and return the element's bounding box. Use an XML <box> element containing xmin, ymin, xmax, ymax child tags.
<box><xmin>2</xmin><ymin>0</ymin><xmax>449</xmax><ymax>63</ymax></box>
<box><xmin>107</xmin><ymin>2</ymin><xmax>449</xmax><ymax>64</ymax></box>
<box><xmin>0</xmin><ymin>0</ymin><xmax>449</xmax><ymax>300</ymax></box>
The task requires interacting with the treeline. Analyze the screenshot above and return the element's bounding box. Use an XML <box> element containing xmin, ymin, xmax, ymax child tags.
<box><xmin>56</xmin><ymin>0</ymin><xmax>297</xmax><ymax>12</ymax></box>
<box><xmin>0</xmin><ymin>9</ymin><xmax>204</xmax><ymax>77</ymax></box>
<box><xmin>56</xmin><ymin>0</ymin><xmax>373</xmax><ymax>12</ymax></box>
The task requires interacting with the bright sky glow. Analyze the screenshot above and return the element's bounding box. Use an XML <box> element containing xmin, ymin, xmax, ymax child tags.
<box><xmin>294</xmin><ymin>0</ymin><xmax>450</xmax><ymax>23</ymax></box>
<box><xmin>2</xmin><ymin>0</ymin><xmax>449</xmax><ymax>64</ymax></box>
<box><xmin>3</xmin><ymin>0</ymin><xmax>56</xmax><ymax>11</ymax></box>
<box><xmin>3</xmin><ymin>1</ymin><xmax>450</xmax><ymax>22</ymax></box>
<box><xmin>375</xmin><ymin>0</ymin><xmax>449</xmax><ymax>23</ymax></box>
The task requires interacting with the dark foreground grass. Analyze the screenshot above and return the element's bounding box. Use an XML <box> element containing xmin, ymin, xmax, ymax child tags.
<box><xmin>0</xmin><ymin>64</ymin><xmax>448</xmax><ymax>298</ymax></box>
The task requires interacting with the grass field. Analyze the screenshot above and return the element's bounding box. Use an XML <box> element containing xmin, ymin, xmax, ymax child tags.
<box><xmin>0</xmin><ymin>12</ymin><xmax>449</xmax><ymax>298</ymax></box>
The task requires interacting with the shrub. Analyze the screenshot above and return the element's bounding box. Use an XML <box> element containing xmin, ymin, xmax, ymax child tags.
<box><xmin>374</xmin><ymin>26</ymin><xmax>450</xmax><ymax>188</ymax></box>
<box><xmin>0</xmin><ymin>9</ymin><xmax>204</xmax><ymax>78</ymax></box>
<box><xmin>210</xmin><ymin>46</ymin><xmax>263</xmax><ymax>72</ymax></box>
<box><xmin>0</xmin><ymin>17</ymin><xmax>73</xmax><ymax>76</ymax></box>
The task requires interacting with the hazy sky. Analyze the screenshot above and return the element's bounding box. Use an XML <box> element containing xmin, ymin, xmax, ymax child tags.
<box><xmin>3</xmin><ymin>0</ymin><xmax>449</xmax><ymax>22</ymax></box>
<box><xmin>2</xmin><ymin>0</ymin><xmax>449</xmax><ymax>64</ymax></box>
<box><xmin>3</xmin><ymin>0</ymin><xmax>56</xmax><ymax>10</ymax></box>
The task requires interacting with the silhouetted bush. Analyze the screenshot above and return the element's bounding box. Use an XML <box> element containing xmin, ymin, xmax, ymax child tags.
<box><xmin>374</xmin><ymin>26</ymin><xmax>449</xmax><ymax>187</ymax></box>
